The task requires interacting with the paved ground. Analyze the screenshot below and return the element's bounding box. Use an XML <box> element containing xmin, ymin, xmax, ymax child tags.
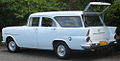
<box><xmin>1</xmin><ymin>47</ymin><xmax>120</xmax><ymax>61</ymax></box>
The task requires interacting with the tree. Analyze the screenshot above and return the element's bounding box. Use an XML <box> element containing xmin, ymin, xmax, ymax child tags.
<box><xmin>0</xmin><ymin>0</ymin><xmax>66</xmax><ymax>31</ymax></box>
<box><xmin>105</xmin><ymin>0</ymin><xmax>120</xmax><ymax>26</ymax></box>
<box><xmin>0</xmin><ymin>0</ymin><xmax>119</xmax><ymax>32</ymax></box>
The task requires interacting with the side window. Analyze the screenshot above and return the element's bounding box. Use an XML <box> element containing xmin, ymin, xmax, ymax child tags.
<box><xmin>31</xmin><ymin>17</ymin><xmax>39</xmax><ymax>26</ymax></box>
<box><xmin>41</xmin><ymin>17</ymin><xmax>56</xmax><ymax>27</ymax></box>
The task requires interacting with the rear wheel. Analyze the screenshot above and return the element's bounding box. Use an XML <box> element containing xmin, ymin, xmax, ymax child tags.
<box><xmin>54</xmin><ymin>42</ymin><xmax>71</xmax><ymax>59</ymax></box>
<box><xmin>110</xmin><ymin>40</ymin><xmax>120</xmax><ymax>51</ymax></box>
<box><xmin>7</xmin><ymin>39</ymin><xmax>20</xmax><ymax>52</ymax></box>
<box><xmin>113</xmin><ymin>43</ymin><xmax>120</xmax><ymax>51</ymax></box>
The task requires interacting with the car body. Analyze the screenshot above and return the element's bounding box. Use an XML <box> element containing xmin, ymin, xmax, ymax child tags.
<box><xmin>2</xmin><ymin>2</ymin><xmax>117</xmax><ymax>58</ymax></box>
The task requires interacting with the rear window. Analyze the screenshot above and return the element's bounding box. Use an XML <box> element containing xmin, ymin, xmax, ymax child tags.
<box><xmin>83</xmin><ymin>15</ymin><xmax>103</xmax><ymax>27</ymax></box>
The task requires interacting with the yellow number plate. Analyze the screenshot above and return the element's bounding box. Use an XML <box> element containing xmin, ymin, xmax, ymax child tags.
<box><xmin>99</xmin><ymin>41</ymin><xmax>109</xmax><ymax>46</ymax></box>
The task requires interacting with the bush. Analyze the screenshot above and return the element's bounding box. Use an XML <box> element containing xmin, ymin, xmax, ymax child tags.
<box><xmin>105</xmin><ymin>0</ymin><xmax>120</xmax><ymax>26</ymax></box>
<box><xmin>0</xmin><ymin>32</ymin><xmax>2</xmax><ymax>42</ymax></box>
<box><xmin>0</xmin><ymin>32</ymin><xmax>4</xmax><ymax>46</ymax></box>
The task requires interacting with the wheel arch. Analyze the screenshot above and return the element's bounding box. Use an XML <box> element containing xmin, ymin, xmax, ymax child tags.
<box><xmin>5</xmin><ymin>35</ymin><xmax>19</xmax><ymax>46</ymax></box>
<box><xmin>6</xmin><ymin>36</ymin><xmax>13</xmax><ymax>43</ymax></box>
<box><xmin>52</xmin><ymin>39</ymin><xmax>71</xmax><ymax>49</ymax></box>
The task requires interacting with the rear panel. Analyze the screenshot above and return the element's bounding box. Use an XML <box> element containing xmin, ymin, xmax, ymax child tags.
<box><xmin>87</xmin><ymin>26</ymin><xmax>116</xmax><ymax>43</ymax></box>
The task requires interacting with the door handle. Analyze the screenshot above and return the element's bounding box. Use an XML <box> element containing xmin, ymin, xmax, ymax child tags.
<box><xmin>34</xmin><ymin>28</ymin><xmax>38</xmax><ymax>30</ymax></box>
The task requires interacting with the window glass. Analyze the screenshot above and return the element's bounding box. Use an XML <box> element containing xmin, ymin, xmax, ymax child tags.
<box><xmin>31</xmin><ymin>17</ymin><xmax>39</xmax><ymax>26</ymax></box>
<box><xmin>54</xmin><ymin>16</ymin><xmax>82</xmax><ymax>27</ymax></box>
<box><xmin>85</xmin><ymin>5</ymin><xmax>108</xmax><ymax>12</ymax></box>
<box><xmin>83</xmin><ymin>15</ymin><xmax>103</xmax><ymax>27</ymax></box>
<box><xmin>41</xmin><ymin>17</ymin><xmax>56</xmax><ymax>27</ymax></box>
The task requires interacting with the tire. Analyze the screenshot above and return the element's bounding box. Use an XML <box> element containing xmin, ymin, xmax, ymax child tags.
<box><xmin>7</xmin><ymin>39</ymin><xmax>20</xmax><ymax>52</ymax></box>
<box><xmin>113</xmin><ymin>43</ymin><xmax>120</xmax><ymax>51</ymax></box>
<box><xmin>54</xmin><ymin>42</ymin><xmax>71</xmax><ymax>59</ymax></box>
<box><xmin>114</xmin><ymin>40</ymin><xmax>120</xmax><ymax>51</ymax></box>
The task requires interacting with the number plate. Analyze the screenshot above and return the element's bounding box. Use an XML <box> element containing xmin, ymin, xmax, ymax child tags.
<box><xmin>99</xmin><ymin>41</ymin><xmax>108</xmax><ymax>46</ymax></box>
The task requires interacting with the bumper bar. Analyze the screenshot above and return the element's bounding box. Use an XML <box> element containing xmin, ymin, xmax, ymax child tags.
<box><xmin>81</xmin><ymin>41</ymin><xmax>118</xmax><ymax>50</ymax></box>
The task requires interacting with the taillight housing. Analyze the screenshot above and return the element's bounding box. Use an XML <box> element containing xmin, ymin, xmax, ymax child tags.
<box><xmin>86</xmin><ymin>30</ymin><xmax>90</xmax><ymax>42</ymax></box>
<box><xmin>86</xmin><ymin>37</ymin><xmax>90</xmax><ymax>42</ymax></box>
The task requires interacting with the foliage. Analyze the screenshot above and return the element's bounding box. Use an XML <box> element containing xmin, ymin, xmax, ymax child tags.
<box><xmin>0</xmin><ymin>0</ymin><xmax>66</xmax><ymax>31</ymax></box>
<box><xmin>0</xmin><ymin>32</ymin><xmax>2</xmax><ymax>42</ymax></box>
<box><xmin>105</xmin><ymin>0</ymin><xmax>120</xmax><ymax>26</ymax></box>
<box><xmin>0</xmin><ymin>0</ymin><xmax>119</xmax><ymax>32</ymax></box>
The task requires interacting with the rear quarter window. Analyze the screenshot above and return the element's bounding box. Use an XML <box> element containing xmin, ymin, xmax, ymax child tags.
<box><xmin>54</xmin><ymin>16</ymin><xmax>82</xmax><ymax>27</ymax></box>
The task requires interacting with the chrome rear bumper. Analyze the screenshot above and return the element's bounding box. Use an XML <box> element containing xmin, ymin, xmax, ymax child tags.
<box><xmin>81</xmin><ymin>41</ymin><xmax>117</xmax><ymax>50</ymax></box>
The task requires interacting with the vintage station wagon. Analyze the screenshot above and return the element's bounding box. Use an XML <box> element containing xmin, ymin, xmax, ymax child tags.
<box><xmin>2</xmin><ymin>2</ymin><xmax>117</xmax><ymax>58</ymax></box>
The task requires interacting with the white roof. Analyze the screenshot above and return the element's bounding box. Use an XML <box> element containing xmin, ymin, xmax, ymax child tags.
<box><xmin>30</xmin><ymin>11</ymin><xmax>83</xmax><ymax>17</ymax></box>
<box><xmin>89</xmin><ymin>2</ymin><xmax>111</xmax><ymax>6</ymax></box>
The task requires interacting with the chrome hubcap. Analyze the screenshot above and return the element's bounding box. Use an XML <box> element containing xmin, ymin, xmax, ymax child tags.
<box><xmin>57</xmin><ymin>45</ymin><xmax>66</xmax><ymax>57</ymax></box>
<box><xmin>9</xmin><ymin>41</ymin><xmax>16</xmax><ymax>51</ymax></box>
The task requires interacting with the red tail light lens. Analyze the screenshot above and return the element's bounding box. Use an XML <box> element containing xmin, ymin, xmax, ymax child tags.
<box><xmin>86</xmin><ymin>30</ymin><xmax>90</xmax><ymax>42</ymax></box>
<box><xmin>86</xmin><ymin>37</ymin><xmax>90</xmax><ymax>42</ymax></box>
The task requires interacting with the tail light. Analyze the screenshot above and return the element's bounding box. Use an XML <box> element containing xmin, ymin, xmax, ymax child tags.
<box><xmin>86</xmin><ymin>37</ymin><xmax>90</xmax><ymax>42</ymax></box>
<box><xmin>86</xmin><ymin>30</ymin><xmax>90</xmax><ymax>42</ymax></box>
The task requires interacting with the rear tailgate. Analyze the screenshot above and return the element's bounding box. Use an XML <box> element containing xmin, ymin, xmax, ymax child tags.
<box><xmin>88</xmin><ymin>27</ymin><xmax>116</xmax><ymax>43</ymax></box>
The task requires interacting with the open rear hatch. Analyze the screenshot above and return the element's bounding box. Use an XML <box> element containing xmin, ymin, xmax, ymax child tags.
<box><xmin>84</xmin><ymin>2</ymin><xmax>111</xmax><ymax>15</ymax></box>
<box><xmin>83</xmin><ymin>2</ymin><xmax>116</xmax><ymax>46</ymax></box>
